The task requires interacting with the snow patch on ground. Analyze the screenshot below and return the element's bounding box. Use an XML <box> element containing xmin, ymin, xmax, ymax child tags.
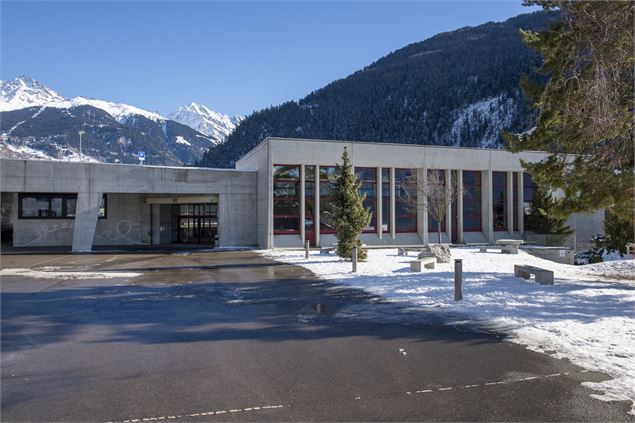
<box><xmin>265</xmin><ymin>247</ymin><xmax>635</xmax><ymax>411</ymax></box>
<box><xmin>0</xmin><ymin>268</ymin><xmax>141</xmax><ymax>280</ymax></box>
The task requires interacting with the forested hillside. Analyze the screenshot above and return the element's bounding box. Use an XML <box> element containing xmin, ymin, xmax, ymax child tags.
<box><xmin>200</xmin><ymin>12</ymin><xmax>554</xmax><ymax>168</ymax></box>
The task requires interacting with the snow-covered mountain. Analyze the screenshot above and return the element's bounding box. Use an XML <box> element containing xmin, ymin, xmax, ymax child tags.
<box><xmin>168</xmin><ymin>102</ymin><xmax>243</xmax><ymax>144</ymax></box>
<box><xmin>0</xmin><ymin>76</ymin><xmax>164</xmax><ymax>122</ymax></box>
<box><xmin>0</xmin><ymin>76</ymin><xmax>240</xmax><ymax>165</ymax></box>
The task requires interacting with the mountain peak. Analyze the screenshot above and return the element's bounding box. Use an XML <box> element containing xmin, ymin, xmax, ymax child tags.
<box><xmin>168</xmin><ymin>103</ymin><xmax>244</xmax><ymax>143</ymax></box>
<box><xmin>0</xmin><ymin>76</ymin><xmax>65</xmax><ymax>111</ymax></box>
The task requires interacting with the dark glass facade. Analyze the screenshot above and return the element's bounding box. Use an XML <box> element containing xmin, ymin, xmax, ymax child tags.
<box><xmin>273</xmin><ymin>165</ymin><xmax>300</xmax><ymax>233</ymax></box>
<box><xmin>395</xmin><ymin>168</ymin><xmax>417</xmax><ymax>232</ymax></box>
<box><xmin>462</xmin><ymin>171</ymin><xmax>482</xmax><ymax>232</ymax></box>
<box><xmin>492</xmin><ymin>171</ymin><xmax>507</xmax><ymax>231</ymax></box>
<box><xmin>355</xmin><ymin>167</ymin><xmax>377</xmax><ymax>232</ymax></box>
<box><xmin>19</xmin><ymin>193</ymin><xmax>106</xmax><ymax>219</ymax></box>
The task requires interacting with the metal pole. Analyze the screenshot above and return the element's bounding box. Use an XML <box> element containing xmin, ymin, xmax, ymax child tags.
<box><xmin>305</xmin><ymin>241</ymin><xmax>310</xmax><ymax>259</ymax></box>
<box><xmin>352</xmin><ymin>246</ymin><xmax>358</xmax><ymax>273</ymax></box>
<box><xmin>454</xmin><ymin>259</ymin><xmax>463</xmax><ymax>301</ymax></box>
<box><xmin>79</xmin><ymin>132</ymin><xmax>82</xmax><ymax>161</ymax></box>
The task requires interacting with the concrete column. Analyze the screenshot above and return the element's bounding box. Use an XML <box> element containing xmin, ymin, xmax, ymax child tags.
<box><xmin>417</xmin><ymin>168</ymin><xmax>426</xmax><ymax>244</ymax></box>
<box><xmin>390</xmin><ymin>167</ymin><xmax>396</xmax><ymax>240</ymax></box>
<box><xmin>72</xmin><ymin>191</ymin><xmax>103</xmax><ymax>252</ymax></box>
<box><xmin>457</xmin><ymin>169</ymin><xmax>464</xmax><ymax>243</ymax></box>
<box><xmin>422</xmin><ymin>168</ymin><xmax>429</xmax><ymax>244</ymax></box>
<box><xmin>376</xmin><ymin>167</ymin><xmax>382</xmax><ymax>239</ymax></box>
<box><xmin>484</xmin><ymin>169</ymin><xmax>494</xmax><ymax>243</ymax></box>
<box><xmin>506</xmin><ymin>171</ymin><xmax>514</xmax><ymax>236</ymax></box>
<box><xmin>314</xmin><ymin>165</ymin><xmax>320</xmax><ymax>247</ymax></box>
<box><xmin>300</xmin><ymin>164</ymin><xmax>305</xmax><ymax>243</ymax></box>
<box><xmin>445</xmin><ymin>169</ymin><xmax>452</xmax><ymax>242</ymax></box>
<box><xmin>517</xmin><ymin>172</ymin><xmax>524</xmax><ymax>235</ymax></box>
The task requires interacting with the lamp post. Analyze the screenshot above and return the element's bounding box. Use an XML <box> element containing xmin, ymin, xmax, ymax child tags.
<box><xmin>78</xmin><ymin>130</ymin><xmax>85</xmax><ymax>161</ymax></box>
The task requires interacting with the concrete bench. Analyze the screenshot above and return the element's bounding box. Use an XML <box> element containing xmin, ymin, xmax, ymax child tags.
<box><xmin>320</xmin><ymin>246</ymin><xmax>336</xmax><ymax>255</ymax></box>
<box><xmin>479</xmin><ymin>245</ymin><xmax>517</xmax><ymax>254</ymax></box>
<box><xmin>398</xmin><ymin>247</ymin><xmax>421</xmax><ymax>256</ymax></box>
<box><xmin>514</xmin><ymin>264</ymin><xmax>554</xmax><ymax>285</ymax></box>
<box><xmin>496</xmin><ymin>239</ymin><xmax>523</xmax><ymax>254</ymax></box>
<box><xmin>410</xmin><ymin>257</ymin><xmax>436</xmax><ymax>272</ymax></box>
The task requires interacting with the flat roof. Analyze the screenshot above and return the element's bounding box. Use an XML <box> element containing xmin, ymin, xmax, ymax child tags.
<box><xmin>0</xmin><ymin>157</ymin><xmax>255</xmax><ymax>173</ymax></box>
<box><xmin>237</xmin><ymin>136</ymin><xmax>548</xmax><ymax>164</ymax></box>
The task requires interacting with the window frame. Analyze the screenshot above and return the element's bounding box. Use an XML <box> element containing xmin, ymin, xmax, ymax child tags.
<box><xmin>273</xmin><ymin>164</ymin><xmax>301</xmax><ymax>235</ymax></box>
<box><xmin>18</xmin><ymin>193</ymin><xmax>107</xmax><ymax>220</ymax></box>
<box><xmin>394</xmin><ymin>168</ymin><xmax>417</xmax><ymax>233</ymax></box>
<box><xmin>492</xmin><ymin>171</ymin><xmax>508</xmax><ymax>232</ymax></box>
<box><xmin>462</xmin><ymin>170</ymin><xmax>482</xmax><ymax>232</ymax></box>
<box><xmin>354</xmin><ymin>166</ymin><xmax>378</xmax><ymax>234</ymax></box>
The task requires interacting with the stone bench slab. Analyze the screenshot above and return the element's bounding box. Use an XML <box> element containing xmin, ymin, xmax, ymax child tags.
<box><xmin>514</xmin><ymin>264</ymin><xmax>554</xmax><ymax>285</ymax></box>
<box><xmin>410</xmin><ymin>257</ymin><xmax>436</xmax><ymax>272</ymax></box>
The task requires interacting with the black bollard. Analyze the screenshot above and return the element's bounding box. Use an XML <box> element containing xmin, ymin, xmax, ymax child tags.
<box><xmin>454</xmin><ymin>259</ymin><xmax>463</xmax><ymax>301</ymax></box>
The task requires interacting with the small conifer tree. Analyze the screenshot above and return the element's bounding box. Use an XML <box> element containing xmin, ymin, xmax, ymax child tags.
<box><xmin>527</xmin><ymin>186</ymin><xmax>573</xmax><ymax>235</ymax></box>
<box><xmin>331</xmin><ymin>147</ymin><xmax>371</xmax><ymax>260</ymax></box>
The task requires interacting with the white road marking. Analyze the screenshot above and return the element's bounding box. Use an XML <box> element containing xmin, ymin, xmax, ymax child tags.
<box><xmin>109</xmin><ymin>404</ymin><xmax>284</xmax><ymax>423</ymax></box>
<box><xmin>108</xmin><ymin>370</ymin><xmax>589</xmax><ymax>422</ymax></box>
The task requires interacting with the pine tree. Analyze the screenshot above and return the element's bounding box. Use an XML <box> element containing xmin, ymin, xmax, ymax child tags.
<box><xmin>527</xmin><ymin>185</ymin><xmax>573</xmax><ymax>235</ymax></box>
<box><xmin>505</xmin><ymin>1</ymin><xmax>634</xmax><ymax>224</ymax></box>
<box><xmin>331</xmin><ymin>147</ymin><xmax>372</xmax><ymax>260</ymax></box>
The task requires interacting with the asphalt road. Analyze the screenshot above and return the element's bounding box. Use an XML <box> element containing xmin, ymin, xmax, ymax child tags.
<box><xmin>1</xmin><ymin>250</ymin><xmax>632</xmax><ymax>421</ymax></box>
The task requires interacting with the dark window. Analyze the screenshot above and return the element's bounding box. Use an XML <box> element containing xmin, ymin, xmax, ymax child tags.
<box><xmin>523</xmin><ymin>172</ymin><xmax>535</xmax><ymax>231</ymax></box>
<box><xmin>355</xmin><ymin>167</ymin><xmax>377</xmax><ymax>232</ymax></box>
<box><xmin>427</xmin><ymin>169</ymin><xmax>446</xmax><ymax>233</ymax></box>
<box><xmin>319</xmin><ymin>166</ymin><xmax>340</xmax><ymax>233</ymax></box>
<box><xmin>273</xmin><ymin>165</ymin><xmax>300</xmax><ymax>234</ymax></box>
<box><xmin>395</xmin><ymin>168</ymin><xmax>417</xmax><ymax>232</ymax></box>
<box><xmin>19</xmin><ymin>194</ymin><xmax>106</xmax><ymax>219</ymax></box>
<box><xmin>382</xmin><ymin>168</ymin><xmax>390</xmax><ymax>232</ymax></box>
<box><xmin>462</xmin><ymin>171</ymin><xmax>482</xmax><ymax>232</ymax></box>
<box><xmin>492</xmin><ymin>171</ymin><xmax>507</xmax><ymax>231</ymax></box>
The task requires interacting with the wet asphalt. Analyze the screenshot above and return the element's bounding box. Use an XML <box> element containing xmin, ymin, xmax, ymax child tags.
<box><xmin>1</xmin><ymin>250</ymin><xmax>633</xmax><ymax>422</ymax></box>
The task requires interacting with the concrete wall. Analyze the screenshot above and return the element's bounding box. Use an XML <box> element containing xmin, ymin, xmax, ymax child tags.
<box><xmin>1</xmin><ymin>159</ymin><xmax>259</xmax><ymax>249</ymax></box>
<box><xmin>235</xmin><ymin>141</ymin><xmax>271</xmax><ymax>248</ymax></box>
<box><xmin>235</xmin><ymin>137</ymin><xmax>606</xmax><ymax>250</ymax></box>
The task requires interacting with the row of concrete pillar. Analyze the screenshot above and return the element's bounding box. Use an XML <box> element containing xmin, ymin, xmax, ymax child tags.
<box><xmin>294</xmin><ymin>165</ymin><xmax>525</xmax><ymax>246</ymax></box>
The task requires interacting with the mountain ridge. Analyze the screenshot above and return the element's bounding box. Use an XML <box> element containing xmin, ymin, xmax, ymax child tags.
<box><xmin>0</xmin><ymin>77</ymin><xmax>241</xmax><ymax>165</ymax></box>
<box><xmin>199</xmin><ymin>11</ymin><xmax>553</xmax><ymax>168</ymax></box>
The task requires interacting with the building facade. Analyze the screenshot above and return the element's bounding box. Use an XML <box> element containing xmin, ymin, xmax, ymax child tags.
<box><xmin>0</xmin><ymin>137</ymin><xmax>603</xmax><ymax>251</ymax></box>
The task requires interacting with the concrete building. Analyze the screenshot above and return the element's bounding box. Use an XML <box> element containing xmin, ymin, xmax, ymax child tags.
<box><xmin>0</xmin><ymin>137</ymin><xmax>603</xmax><ymax>251</ymax></box>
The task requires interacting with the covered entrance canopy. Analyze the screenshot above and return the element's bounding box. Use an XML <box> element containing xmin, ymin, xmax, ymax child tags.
<box><xmin>146</xmin><ymin>195</ymin><xmax>219</xmax><ymax>246</ymax></box>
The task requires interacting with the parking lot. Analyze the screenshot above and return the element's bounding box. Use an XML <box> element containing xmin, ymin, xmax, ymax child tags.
<box><xmin>1</xmin><ymin>250</ymin><xmax>632</xmax><ymax>421</ymax></box>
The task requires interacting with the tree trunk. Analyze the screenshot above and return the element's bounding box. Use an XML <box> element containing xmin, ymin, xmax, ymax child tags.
<box><xmin>438</xmin><ymin>224</ymin><xmax>441</xmax><ymax>244</ymax></box>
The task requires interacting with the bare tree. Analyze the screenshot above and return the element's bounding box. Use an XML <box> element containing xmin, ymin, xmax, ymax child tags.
<box><xmin>417</xmin><ymin>170</ymin><xmax>461</xmax><ymax>244</ymax></box>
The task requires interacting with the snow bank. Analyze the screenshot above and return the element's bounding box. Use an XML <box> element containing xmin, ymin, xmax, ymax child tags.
<box><xmin>0</xmin><ymin>268</ymin><xmax>141</xmax><ymax>280</ymax></box>
<box><xmin>265</xmin><ymin>247</ymin><xmax>635</xmax><ymax>411</ymax></box>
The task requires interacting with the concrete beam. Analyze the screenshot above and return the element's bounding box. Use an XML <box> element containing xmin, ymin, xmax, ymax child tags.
<box><xmin>315</xmin><ymin>165</ymin><xmax>321</xmax><ymax>247</ymax></box>
<box><xmin>457</xmin><ymin>169</ymin><xmax>464</xmax><ymax>243</ymax></box>
<box><xmin>72</xmin><ymin>191</ymin><xmax>103</xmax><ymax>252</ymax></box>
<box><xmin>300</xmin><ymin>164</ymin><xmax>305</xmax><ymax>243</ymax></box>
<box><xmin>507</xmin><ymin>171</ymin><xmax>514</xmax><ymax>236</ymax></box>
<box><xmin>390</xmin><ymin>167</ymin><xmax>396</xmax><ymax>240</ymax></box>
<box><xmin>376</xmin><ymin>166</ymin><xmax>382</xmax><ymax>239</ymax></box>
<box><xmin>517</xmin><ymin>172</ymin><xmax>524</xmax><ymax>235</ymax></box>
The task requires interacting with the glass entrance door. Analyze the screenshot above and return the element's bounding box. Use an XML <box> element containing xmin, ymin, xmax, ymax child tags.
<box><xmin>173</xmin><ymin>203</ymin><xmax>218</xmax><ymax>245</ymax></box>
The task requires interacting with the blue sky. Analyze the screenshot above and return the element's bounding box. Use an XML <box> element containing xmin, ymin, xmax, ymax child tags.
<box><xmin>1</xmin><ymin>1</ymin><xmax>536</xmax><ymax>116</ymax></box>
